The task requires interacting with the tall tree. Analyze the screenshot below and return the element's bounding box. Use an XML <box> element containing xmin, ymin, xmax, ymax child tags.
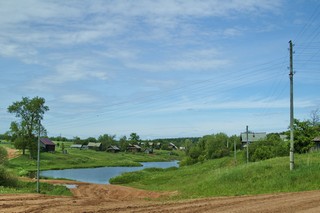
<box><xmin>8</xmin><ymin>97</ymin><xmax>49</xmax><ymax>158</ymax></box>
<box><xmin>129</xmin><ymin>132</ymin><xmax>140</xmax><ymax>144</ymax></box>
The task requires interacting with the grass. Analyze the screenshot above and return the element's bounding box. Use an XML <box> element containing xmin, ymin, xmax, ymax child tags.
<box><xmin>0</xmin><ymin>181</ymin><xmax>72</xmax><ymax>196</ymax></box>
<box><xmin>110</xmin><ymin>151</ymin><xmax>320</xmax><ymax>199</ymax></box>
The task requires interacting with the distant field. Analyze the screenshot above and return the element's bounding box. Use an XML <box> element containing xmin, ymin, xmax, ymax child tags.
<box><xmin>110</xmin><ymin>151</ymin><xmax>320</xmax><ymax>199</ymax></box>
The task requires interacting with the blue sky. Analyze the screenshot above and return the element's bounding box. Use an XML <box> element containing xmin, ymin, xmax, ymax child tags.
<box><xmin>1</xmin><ymin>0</ymin><xmax>319</xmax><ymax>139</ymax></box>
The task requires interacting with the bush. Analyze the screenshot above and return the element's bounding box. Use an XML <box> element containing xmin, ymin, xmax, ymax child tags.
<box><xmin>245</xmin><ymin>136</ymin><xmax>289</xmax><ymax>162</ymax></box>
<box><xmin>0</xmin><ymin>147</ymin><xmax>8</xmax><ymax>165</ymax></box>
<box><xmin>0</xmin><ymin>166</ymin><xmax>18</xmax><ymax>187</ymax></box>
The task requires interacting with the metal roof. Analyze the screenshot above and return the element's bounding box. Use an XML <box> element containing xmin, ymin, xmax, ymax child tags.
<box><xmin>87</xmin><ymin>142</ymin><xmax>102</xmax><ymax>147</ymax></box>
<box><xmin>40</xmin><ymin>138</ymin><xmax>55</xmax><ymax>146</ymax></box>
<box><xmin>241</xmin><ymin>132</ymin><xmax>267</xmax><ymax>142</ymax></box>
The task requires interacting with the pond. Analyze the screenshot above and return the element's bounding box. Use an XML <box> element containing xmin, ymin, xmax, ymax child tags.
<box><xmin>40</xmin><ymin>161</ymin><xmax>179</xmax><ymax>184</ymax></box>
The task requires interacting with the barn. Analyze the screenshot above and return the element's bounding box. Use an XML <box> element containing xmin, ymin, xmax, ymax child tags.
<box><xmin>40</xmin><ymin>138</ymin><xmax>56</xmax><ymax>152</ymax></box>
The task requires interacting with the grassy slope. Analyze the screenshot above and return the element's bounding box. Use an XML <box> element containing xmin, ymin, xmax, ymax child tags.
<box><xmin>110</xmin><ymin>151</ymin><xmax>320</xmax><ymax>199</ymax></box>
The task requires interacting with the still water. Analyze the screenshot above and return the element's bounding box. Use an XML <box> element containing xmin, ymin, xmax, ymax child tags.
<box><xmin>40</xmin><ymin>161</ymin><xmax>179</xmax><ymax>184</ymax></box>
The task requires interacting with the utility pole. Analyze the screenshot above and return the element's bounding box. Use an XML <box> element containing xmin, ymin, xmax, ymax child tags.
<box><xmin>246</xmin><ymin>125</ymin><xmax>249</xmax><ymax>164</ymax></box>
<box><xmin>36</xmin><ymin>120</ymin><xmax>41</xmax><ymax>193</ymax></box>
<box><xmin>289</xmin><ymin>40</ymin><xmax>294</xmax><ymax>171</ymax></box>
<box><xmin>234</xmin><ymin>137</ymin><xmax>237</xmax><ymax>164</ymax></box>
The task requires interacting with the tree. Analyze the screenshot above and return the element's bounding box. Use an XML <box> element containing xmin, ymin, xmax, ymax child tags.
<box><xmin>85</xmin><ymin>137</ymin><xmax>97</xmax><ymax>143</ymax></box>
<box><xmin>7</xmin><ymin>97</ymin><xmax>49</xmax><ymax>158</ymax></box>
<box><xmin>129</xmin><ymin>133</ymin><xmax>140</xmax><ymax>144</ymax></box>
<box><xmin>204</xmin><ymin>133</ymin><xmax>229</xmax><ymax>159</ymax></box>
<box><xmin>293</xmin><ymin>119</ymin><xmax>317</xmax><ymax>153</ymax></box>
<box><xmin>98</xmin><ymin>134</ymin><xmax>116</xmax><ymax>151</ymax></box>
<box><xmin>310</xmin><ymin>108</ymin><xmax>320</xmax><ymax>126</ymax></box>
<box><xmin>119</xmin><ymin>136</ymin><xmax>128</xmax><ymax>151</ymax></box>
<box><xmin>246</xmin><ymin>134</ymin><xmax>288</xmax><ymax>162</ymax></box>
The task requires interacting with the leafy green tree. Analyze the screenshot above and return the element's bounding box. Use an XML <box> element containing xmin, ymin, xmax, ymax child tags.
<box><xmin>293</xmin><ymin>119</ymin><xmax>317</xmax><ymax>153</ymax></box>
<box><xmin>7</xmin><ymin>97</ymin><xmax>49</xmax><ymax>158</ymax></box>
<box><xmin>85</xmin><ymin>137</ymin><xmax>97</xmax><ymax>143</ymax></box>
<box><xmin>245</xmin><ymin>133</ymin><xmax>288</xmax><ymax>162</ymax></box>
<box><xmin>73</xmin><ymin>136</ymin><xmax>82</xmax><ymax>144</ymax></box>
<box><xmin>204</xmin><ymin>133</ymin><xmax>229</xmax><ymax>159</ymax></box>
<box><xmin>129</xmin><ymin>133</ymin><xmax>140</xmax><ymax>144</ymax></box>
<box><xmin>10</xmin><ymin>122</ymin><xmax>27</xmax><ymax>155</ymax></box>
<box><xmin>98</xmin><ymin>134</ymin><xmax>116</xmax><ymax>151</ymax></box>
<box><xmin>119</xmin><ymin>136</ymin><xmax>128</xmax><ymax>151</ymax></box>
<box><xmin>229</xmin><ymin>135</ymin><xmax>241</xmax><ymax>150</ymax></box>
<box><xmin>184</xmin><ymin>139</ymin><xmax>193</xmax><ymax>155</ymax></box>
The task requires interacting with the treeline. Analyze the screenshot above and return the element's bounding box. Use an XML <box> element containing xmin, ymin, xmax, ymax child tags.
<box><xmin>181</xmin><ymin>116</ymin><xmax>320</xmax><ymax>166</ymax></box>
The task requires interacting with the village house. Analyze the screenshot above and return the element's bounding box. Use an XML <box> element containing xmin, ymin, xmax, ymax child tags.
<box><xmin>70</xmin><ymin>144</ymin><xmax>83</xmax><ymax>149</ymax></box>
<box><xmin>40</xmin><ymin>138</ymin><xmax>56</xmax><ymax>152</ymax></box>
<box><xmin>168</xmin><ymin>142</ymin><xmax>178</xmax><ymax>150</ymax></box>
<box><xmin>107</xmin><ymin>145</ymin><xmax>120</xmax><ymax>153</ymax></box>
<box><xmin>240</xmin><ymin>132</ymin><xmax>267</xmax><ymax>147</ymax></box>
<box><xmin>87</xmin><ymin>142</ymin><xmax>102</xmax><ymax>151</ymax></box>
<box><xmin>127</xmin><ymin>144</ymin><xmax>142</xmax><ymax>152</ymax></box>
<box><xmin>313</xmin><ymin>136</ymin><xmax>320</xmax><ymax>150</ymax></box>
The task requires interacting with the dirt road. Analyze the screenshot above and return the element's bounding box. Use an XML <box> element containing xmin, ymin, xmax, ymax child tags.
<box><xmin>1</xmin><ymin>179</ymin><xmax>320</xmax><ymax>213</ymax></box>
<box><xmin>4</xmin><ymin>147</ymin><xmax>20</xmax><ymax>159</ymax></box>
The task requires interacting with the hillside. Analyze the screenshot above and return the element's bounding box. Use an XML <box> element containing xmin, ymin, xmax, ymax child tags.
<box><xmin>110</xmin><ymin>151</ymin><xmax>320</xmax><ymax>199</ymax></box>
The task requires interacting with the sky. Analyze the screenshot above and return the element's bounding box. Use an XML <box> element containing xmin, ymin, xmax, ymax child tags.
<box><xmin>1</xmin><ymin>0</ymin><xmax>320</xmax><ymax>140</ymax></box>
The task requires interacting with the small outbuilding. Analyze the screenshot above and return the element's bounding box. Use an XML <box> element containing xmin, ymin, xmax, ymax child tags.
<box><xmin>107</xmin><ymin>145</ymin><xmax>120</xmax><ymax>153</ymax></box>
<box><xmin>40</xmin><ymin>138</ymin><xmax>56</xmax><ymax>152</ymax></box>
<box><xmin>127</xmin><ymin>144</ymin><xmax>142</xmax><ymax>152</ymax></box>
<box><xmin>70</xmin><ymin>144</ymin><xmax>83</xmax><ymax>149</ymax></box>
<box><xmin>168</xmin><ymin>142</ymin><xmax>178</xmax><ymax>150</ymax></box>
<box><xmin>313</xmin><ymin>136</ymin><xmax>320</xmax><ymax>149</ymax></box>
<box><xmin>240</xmin><ymin>132</ymin><xmax>267</xmax><ymax>147</ymax></box>
<box><xmin>87</xmin><ymin>142</ymin><xmax>102</xmax><ymax>151</ymax></box>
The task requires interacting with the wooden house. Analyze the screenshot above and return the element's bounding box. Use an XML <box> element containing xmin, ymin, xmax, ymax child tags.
<box><xmin>313</xmin><ymin>136</ymin><xmax>320</xmax><ymax>149</ymax></box>
<box><xmin>127</xmin><ymin>144</ymin><xmax>142</xmax><ymax>152</ymax></box>
<box><xmin>168</xmin><ymin>142</ymin><xmax>178</xmax><ymax>150</ymax></box>
<box><xmin>107</xmin><ymin>145</ymin><xmax>120</xmax><ymax>153</ymax></box>
<box><xmin>40</xmin><ymin>138</ymin><xmax>56</xmax><ymax>152</ymax></box>
<box><xmin>240</xmin><ymin>132</ymin><xmax>267</xmax><ymax>147</ymax></box>
<box><xmin>87</xmin><ymin>142</ymin><xmax>102</xmax><ymax>151</ymax></box>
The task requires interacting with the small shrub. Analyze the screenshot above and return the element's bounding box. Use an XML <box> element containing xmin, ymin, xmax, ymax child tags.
<box><xmin>0</xmin><ymin>166</ymin><xmax>18</xmax><ymax>187</ymax></box>
<box><xmin>109</xmin><ymin>171</ymin><xmax>143</xmax><ymax>184</ymax></box>
<box><xmin>0</xmin><ymin>147</ymin><xmax>8</xmax><ymax>165</ymax></box>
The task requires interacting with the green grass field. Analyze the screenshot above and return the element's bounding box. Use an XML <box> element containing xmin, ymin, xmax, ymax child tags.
<box><xmin>110</xmin><ymin>151</ymin><xmax>320</xmax><ymax>199</ymax></box>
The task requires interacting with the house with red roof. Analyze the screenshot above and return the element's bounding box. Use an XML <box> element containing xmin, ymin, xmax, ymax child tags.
<box><xmin>40</xmin><ymin>138</ymin><xmax>56</xmax><ymax>152</ymax></box>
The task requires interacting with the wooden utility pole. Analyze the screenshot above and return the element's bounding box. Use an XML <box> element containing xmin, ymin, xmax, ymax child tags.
<box><xmin>289</xmin><ymin>40</ymin><xmax>294</xmax><ymax>171</ymax></box>
<box><xmin>36</xmin><ymin>120</ymin><xmax>41</xmax><ymax>193</ymax></box>
<box><xmin>246</xmin><ymin>125</ymin><xmax>249</xmax><ymax>164</ymax></box>
<box><xmin>234</xmin><ymin>137</ymin><xmax>237</xmax><ymax>164</ymax></box>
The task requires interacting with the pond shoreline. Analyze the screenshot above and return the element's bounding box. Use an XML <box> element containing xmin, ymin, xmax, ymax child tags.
<box><xmin>40</xmin><ymin>161</ymin><xmax>179</xmax><ymax>184</ymax></box>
